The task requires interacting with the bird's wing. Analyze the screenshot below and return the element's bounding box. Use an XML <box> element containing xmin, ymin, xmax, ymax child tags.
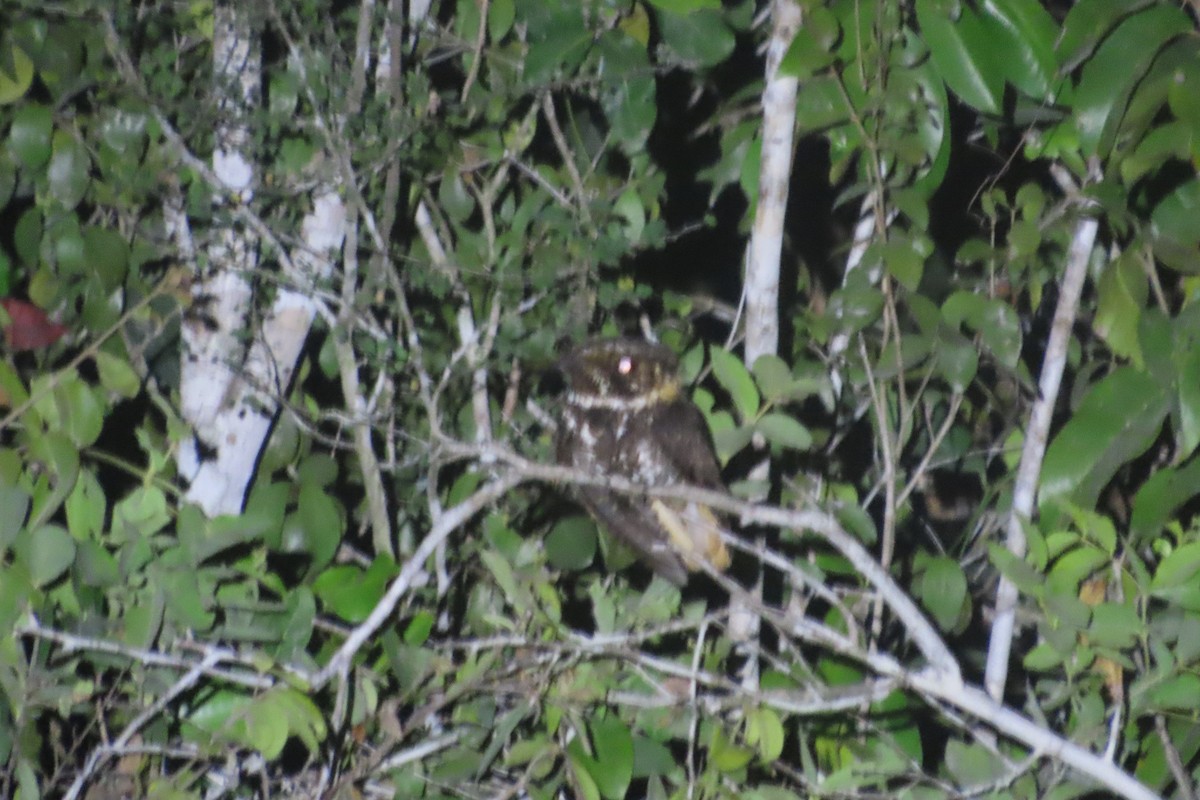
<box><xmin>577</xmin><ymin>487</ymin><xmax>688</xmax><ymax>586</ymax></box>
<box><xmin>652</xmin><ymin>400</ymin><xmax>724</xmax><ymax>488</ymax></box>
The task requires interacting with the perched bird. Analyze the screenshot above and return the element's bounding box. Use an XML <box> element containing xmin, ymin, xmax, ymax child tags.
<box><xmin>555</xmin><ymin>337</ymin><xmax>732</xmax><ymax>585</ymax></box>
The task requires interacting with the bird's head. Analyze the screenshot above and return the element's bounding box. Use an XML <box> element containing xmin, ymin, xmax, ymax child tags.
<box><xmin>556</xmin><ymin>338</ymin><xmax>681</xmax><ymax>410</ymax></box>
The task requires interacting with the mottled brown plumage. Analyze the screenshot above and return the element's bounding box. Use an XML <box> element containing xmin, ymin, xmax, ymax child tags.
<box><xmin>555</xmin><ymin>338</ymin><xmax>732</xmax><ymax>585</ymax></box>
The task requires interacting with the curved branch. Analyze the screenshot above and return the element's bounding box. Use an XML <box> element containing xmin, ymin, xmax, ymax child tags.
<box><xmin>985</xmin><ymin>186</ymin><xmax>1100</xmax><ymax>701</ymax></box>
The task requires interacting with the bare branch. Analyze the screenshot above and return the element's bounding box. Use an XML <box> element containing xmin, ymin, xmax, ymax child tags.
<box><xmin>985</xmin><ymin>178</ymin><xmax>1100</xmax><ymax>701</ymax></box>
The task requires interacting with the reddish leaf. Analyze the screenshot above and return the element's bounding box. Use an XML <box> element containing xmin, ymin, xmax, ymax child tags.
<box><xmin>0</xmin><ymin>298</ymin><xmax>68</xmax><ymax>351</ymax></box>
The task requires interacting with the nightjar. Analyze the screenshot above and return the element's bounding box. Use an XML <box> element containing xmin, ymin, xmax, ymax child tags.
<box><xmin>555</xmin><ymin>337</ymin><xmax>732</xmax><ymax>585</ymax></box>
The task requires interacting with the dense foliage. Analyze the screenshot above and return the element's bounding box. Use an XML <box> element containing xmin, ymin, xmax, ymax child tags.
<box><xmin>1</xmin><ymin>0</ymin><xmax>1198</xmax><ymax>798</ymax></box>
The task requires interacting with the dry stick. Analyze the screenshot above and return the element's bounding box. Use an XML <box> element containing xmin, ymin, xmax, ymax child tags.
<box><xmin>335</xmin><ymin>0</ymin><xmax>394</xmax><ymax>562</ymax></box>
<box><xmin>707</xmin><ymin>569</ymin><xmax>1159</xmax><ymax>800</ymax></box>
<box><xmin>859</xmin><ymin>335</ymin><xmax>899</xmax><ymax>653</ymax></box>
<box><xmin>460</xmin><ymin>0</ymin><xmax>489</xmax><ymax>101</ymax></box>
<box><xmin>16</xmin><ymin>617</ymin><xmax>276</xmax><ymax>690</ymax></box>
<box><xmin>540</xmin><ymin>93</ymin><xmax>590</xmax><ymax>220</ymax></box>
<box><xmin>1154</xmin><ymin>714</ymin><xmax>1197</xmax><ymax>800</ymax></box>
<box><xmin>447</xmin><ymin>441</ymin><xmax>962</xmax><ymax>680</ymax></box>
<box><xmin>62</xmin><ymin>649</ymin><xmax>223</xmax><ymax>800</ymax></box>
<box><xmin>312</xmin><ymin>472</ymin><xmax>522</xmax><ymax>689</ymax></box>
<box><xmin>984</xmin><ymin>201</ymin><xmax>1099</xmax><ymax>701</ymax></box>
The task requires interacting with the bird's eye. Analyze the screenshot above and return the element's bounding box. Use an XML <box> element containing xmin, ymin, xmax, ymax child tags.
<box><xmin>617</xmin><ymin>356</ymin><xmax>635</xmax><ymax>375</ymax></box>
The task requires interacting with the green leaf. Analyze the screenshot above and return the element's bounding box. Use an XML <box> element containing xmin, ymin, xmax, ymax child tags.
<box><xmin>83</xmin><ymin>226</ymin><xmax>130</xmax><ymax>291</ymax></box>
<box><xmin>1093</xmin><ymin>254</ymin><xmax>1147</xmax><ymax>365</ymax></box>
<box><xmin>933</xmin><ymin>331</ymin><xmax>978</xmax><ymax>392</ymax></box>
<box><xmin>186</xmin><ymin>688</ymin><xmax>251</xmax><ymax>737</ymax></box>
<box><xmin>978</xmin><ymin>300</ymin><xmax>1023</xmax><ymax>369</ymax></box>
<box><xmin>988</xmin><ymin>543</ymin><xmax>1043</xmax><ymax>594</ymax></box>
<box><xmin>74</xmin><ymin>539</ymin><xmax>120</xmax><ymax>587</ymax></box>
<box><xmin>709</xmin><ymin>346</ymin><xmax>759</xmax><ymax>422</ymax></box>
<box><xmin>1072</xmin><ymin>4</ymin><xmax>1192</xmax><ymax>157</ymax></box>
<box><xmin>403</xmin><ymin>610</ymin><xmax>435</xmax><ymax>646</ymax></box>
<box><xmin>276</xmin><ymin>587</ymin><xmax>316</xmax><ymax>658</ymax></box>
<box><xmin>712</xmin><ymin>423</ymin><xmax>753</xmax><ymax>464</ymax></box>
<box><xmin>1130</xmin><ymin>457</ymin><xmax>1200</xmax><ymax>542</ymax></box>
<box><xmin>480</xmin><ymin>548</ymin><xmax>525</xmax><ymax>609</ymax></box>
<box><xmin>438</xmin><ymin>171</ymin><xmax>475</xmax><ymax>223</ymax></box>
<box><xmin>269</xmin><ymin>687</ymin><xmax>327</xmax><ymax>754</ymax></box>
<box><xmin>583</xmin><ymin>716</ymin><xmax>634</xmax><ymax>800</ymax></box>
<box><xmin>751</xmin><ymin>354</ymin><xmax>791</xmax><ymax>402</ymax></box>
<box><xmin>883</xmin><ymin>239</ymin><xmax>925</xmax><ymax>291</ymax></box>
<box><xmin>656</xmin><ymin>8</ymin><xmax>735</xmax><ymax>67</ymax></box>
<box><xmin>1087</xmin><ymin>602</ymin><xmax>1140</xmax><ymax>649</ymax></box>
<box><xmin>945</xmin><ymin>739</ymin><xmax>1006</xmax><ymax>784</ymax></box>
<box><xmin>545</xmin><ymin>514</ymin><xmax>597</xmax><ymax>572</ymax></box>
<box><xmin>979</xmin><ymin>0</ymin><xmax>1059</xmax><ymax>100</ymax></box>
<box><xmin>99</xmin><ymin>105</ymin><xmax>149</xmax><ymax>155</ymax></box>
<box><xmin>522</xmin><ymin>7</ymin><xmax>592</xmax><ymax>87</ymax></box>
<box><xmin>94</xmin><ymin>351</ymin><xmax>141</xmax><ymax>398</ymax></box>
<box><xmin>35</xmin><ymin>25</ymin><xmax>84</xmax><ymax>100</ymax></box>
<box><xmin>941</xmin><ymin>290</ymin><xmax>987</xmax><ymax>330</ymax></box>
<box><xmin>566</xmin><ymin>746</ymin><xmax>602</xmax><ymax>800</ymax></box>
<box><xmin>297</xmin><ymin>489</ymin><xmax>342</xmax><ymax>570</ymax></box>
<box><xmin>601</xmin><ymin>67</ymin><xmax>656</xmax><ymax>151</ymax></box>
<box><xmin>829</xmin><ymin>287</ymin><xmax>884</xmax><ymax>337</ymax></box>
<box><xmin>1147</xmin><ymin>673</ymin><xmax>1200</xmax><ymax>712</ymax></box>
<box><xmin>920</xmin><ymin>556</ymin><xmax>967</xmax><ymax>631</ymax></box>
<box><xmin>7</xmin><ymin>103</ymin><xmax>52</xmax><ymax>168</ymax></box>
<box><xmin>113</xmin><ymin>486</ymin><xmax>170</xmax><ymax>539</ymax></box>
<box><xmin>245</xmin><ymin>696</ymin><xmax>290</xmax><ymax>759</ymax></box>
<box><xmin>268</xmin><ymin>70</ymin><xmax>299</xmax><ymax>117</ymax></box>
<box><xmin>709</xmin><ymin>725</ymin><xmax>753</xmax><ymax>772</ymax></box>
<box><xmin>0</xmin><ymin>42</ymin><xmax>34</xmax><ymax>104</ymax></box>
<box><xmin>52</xmin><ymin>217</ymin><xmax>85</xmax><ymax>274</ymax></box>
<box><xmin>15</xmin><ymin>523</ymin><xmax>75</xmax><ymax>587</ymax></box>
<box><xmin>1167</xmin><ymin>55</ymin><xmax>1200</xmax><ymax>130</ymax></box>
<box><xmin>917</xmin><ymin>0</ymin><xmax>1004</xmax><ymax>114</ymax></box>
<box><xmin>745</xmin><ymin>707</ymin><xmax>785</xmax><ymax>762</ymax></box>
<box><xmin>1022</xmin><ymin>642</ymin><xmax>1064</xmax><ymax>671</ymax></box>
<box><xmin>0</xmin><ymin>483</ymin><xmax>30</xmax><ymax>551</ymax></box>
<box><xmin>756</xmin><ymin>413</ymin><xmax>812</xmax><ymax>451</ymax></box>
<box><xmin>65</xmin><ymin>468</ymin><xmax>105</xmax><ymax>540</ymax></box>
<box><xmin>488</xmin><ymin>0</ymin><xmax>516</xmax><ymax>40</ymax></box>
<box><xmin>794</xmin><ymin>75</ymin><xmax>854</xmax><ymax>133</ymax></box>
<box><xmin>1120</xmin><ymin>121</ymin><xmax>1192</xmax><ymax>185</ymax></box>
<box><xmin>1151</xmin><ymin>178</ymin><xmax>1200</xmax><ymax>274</ymax></box>
<box><xmin>27</xmin><ymin>431</ymin><xmax>79</xmax><ymax>524</ymax></box>
<box><xmin>1176</xmin><ymin>333</ymin><xmax>1200</xmax><ymax>460</ymax></box>
<box><xmin>13</xmin><ymin>206</ymin><xmax>41</xmax><ymax>266</ymax></box>
<box><xmin>777</xmin><ymin>7</ymin><xmax>839</xmax><ymax>81</ymax></box>
<box><xmin>1150</xmin><ymin>541</ymin><xmax>1200</xmax><ymax>593</ymax></box>
<box><xmin>614</xmin><ymin>188</ymin><xmax>644</xmax><ymax>243</ymax></box>
<box><xmin>1047</xmin><ymin>545</ymin><xmax>1108</xmax><ymax>594</ymax></box>
<box><xmin>1040</xmin><ymin>367</ymin><xmax>1171</xmax><ymax>513</ymax></box>
<box><xmin>631</xmin><ymin>735</ymin><xmax>674</xmax><ymax>779</ymax></box>
<box><xmin>312</xmin><ymin>557</ymin><xmax>395</xmax><ymax>623</ymax></box>
<box><xmin>196</xmin><ymin>486</ymin><xmax>284</xmax><ymax>561</ymax></box>
<box><xmin>1057</xmin><ymin>0</ymin><xmax>1136</xmax><ymax>72</ymax></box>
<box><xmin>47</xmin><ymin>129</ymin><xmax>89</xmax><ymax>209</ymax></box>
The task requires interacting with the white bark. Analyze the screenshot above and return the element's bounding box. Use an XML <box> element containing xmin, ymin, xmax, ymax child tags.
<box><xmin>985</xmin><ymin>208</ymin><xmax>1099</xmax><ymax>700</ymax></box>
<box><xmin>178</xmin><ymin>3</ymin><xmax>261</xmax><ymax>512</ymax></box>
<box><xmin>744</xmin><ymin>0</ymin><xmax>801</xmax><ymax>365</ymax></box>
<box><xmin>731</xmin><ymin>0</ymin><xmax>802</xmax><ymax>661</ymax></box>
<box><xmin>179</xmin><ymin>4</ymin><xmax>347</xmax><ymax>516</ymax></box>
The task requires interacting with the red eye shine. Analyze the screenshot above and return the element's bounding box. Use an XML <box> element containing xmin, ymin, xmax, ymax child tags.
<box><xmin>618</xmin><ymin>356</ymin><xmax>634</xmax><ymax>374</ymax></box>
